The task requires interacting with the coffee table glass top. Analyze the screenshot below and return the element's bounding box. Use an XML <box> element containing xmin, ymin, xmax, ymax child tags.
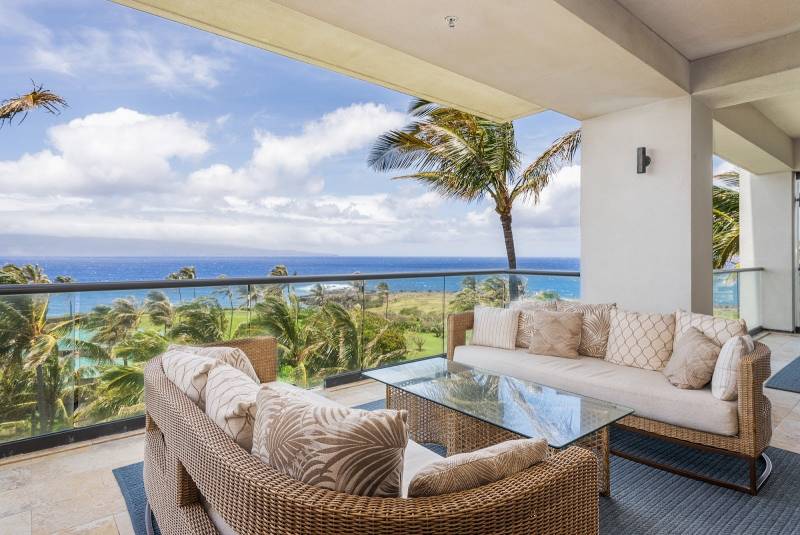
<box><xmin>363</xmin><ymin>357</ymin><xmax>633</xmax><ymax>448</ymax></box>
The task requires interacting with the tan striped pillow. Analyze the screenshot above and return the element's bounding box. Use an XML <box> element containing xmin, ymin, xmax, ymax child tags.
<box><xmin>509</xmin><ymin>300</ymin><xmax>557</xmax><ymax>348</ymax></box>
<box><xmin>161</xmin><ymin>349</ymin><xmax>217</xmax><ymax>410</ymax></box>
<box><xmin>470</xmin><ymin>306</ymin><xmax>519</xmax><ymax>350</ymax></box>
<box><xmin>205</xmin><ymin>365</ymin><xmax>260</xmax><ymax>450</ymax></box>
<box><xmin>711</xmin><ymin>335</ymin><xmax>755</xmax><ymax>400</ymax></box>
<box><xmin>408</xmin><ymin>438</ymin><xmax>548</xmax><ymax>497</ymax></box>
<box><xmin>168</xmin><ymin>344</ymin><xmax>259</xmax><ymax>383</ymax></box>
<box><xmin>252</xmin><ymin>385</ymin><xmax>409</xmax><ymax>497</ymax></box>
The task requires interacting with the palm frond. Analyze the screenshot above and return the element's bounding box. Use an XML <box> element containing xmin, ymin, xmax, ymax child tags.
<box><xmin>513</xmin><ymin>129</ymin><xmax>581</xmax><ymax>203</ymax></box>
<box><xmin>1</xmin><ymin>83</ymin><xmax>67</xmax><ymax>127</ymax></box>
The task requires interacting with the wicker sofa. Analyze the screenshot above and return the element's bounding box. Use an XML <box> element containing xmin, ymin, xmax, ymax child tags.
<box><xmin>447</xmin><ymin>310</ymin><xmax>773</xmax><ymax>494</ymax></box>
<box><xmin>143</xmin><ymin>336</ymin><xmax>600</xmax><ymax>535</ymax></box>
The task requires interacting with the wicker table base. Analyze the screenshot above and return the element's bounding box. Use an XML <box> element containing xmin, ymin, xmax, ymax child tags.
<box><xmin>387</xmin><ymin>385</ymin><xmax>611</xmax><ymax>496</ymax></box>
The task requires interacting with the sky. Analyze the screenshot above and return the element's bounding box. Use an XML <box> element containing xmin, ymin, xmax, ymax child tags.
<box><xmin>1</xmin><ymin>0</ymin><xmax>586</xmax><ymax>257</ymax></box>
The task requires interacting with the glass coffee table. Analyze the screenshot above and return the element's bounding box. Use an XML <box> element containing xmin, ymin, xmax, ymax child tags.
<box><xmin>364</xmin><ymin>357</ymin><xmax>633</xmax><ymax>496</ymax></box>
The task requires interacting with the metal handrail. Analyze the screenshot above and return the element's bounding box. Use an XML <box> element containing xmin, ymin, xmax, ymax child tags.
<box><xmin>712</xmin><ymin>267</ymin><xmax>765</xmax><ymax>274</ymax></box>
<box><xmin>0</xmin><ymin>268</ymin><xmax>580</xmax><ymax>296</ymax></box>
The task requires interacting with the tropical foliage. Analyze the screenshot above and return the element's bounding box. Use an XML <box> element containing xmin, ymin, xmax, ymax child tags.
<box><xmin>712</xmin><ymin>171</ymin><xmax>741</xmax><ymax>269</ymax></box>
<box><xmin>1</xmin><ymin>83</ymin><xmax>67</xmax><ymax>126</ymax></box>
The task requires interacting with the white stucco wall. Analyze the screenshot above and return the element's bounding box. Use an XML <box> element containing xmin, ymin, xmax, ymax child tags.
<box><xmin>581</xmin><ymin>96</ymin><xmax>713</xmax><ymax>313</ymax></box>
<box><xmin>739</xmin><ymin>171</ymin><xmax>794</xmax><ymax>331</ymax></box>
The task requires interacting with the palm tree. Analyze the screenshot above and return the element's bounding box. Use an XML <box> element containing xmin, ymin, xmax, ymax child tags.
<box><xmin>84</xmin><ymin>298</ymin><xmax>144</xmax><ymax>364</ymax></box>
<box><xmin>144</xmin><ymin>290</ymin><xmax>175</xmax><ymax>335</ymax></box>
<box><xmin>318</xmin><ymin>303</ymin><xmax>406</xmax><ymax>375</ymax></box>
<box><xmin>376</xmin><ymin>282</ymin><xmax>390</xmax><ymax>318</ymax></box>
<box><xmin>167</xmin><ymin>266</ymin><xmax>197</xmax><ymax>301</ymax></box>
<box><xmin>713</xmin><ymin>171</ymin><xmax>740</xmax><ymax>269</ymax></box>
<box><xmin>169</xmin><ymin>297</ymin><xmax>228</xmax><ymax>343</ymax></box>
<box><xmin>1</xmin><ymin>83</ymin><xmax>67</xmax><ymax>126</ymax></box>
<box><xmin>309</xmin><ymin>283</ymin><xmax>327</xmax><ymax>306</ymax></box>
<box><xmin>213</xmin><ymin>280</ymin><xmax>237</xmax><ymax>339</ymax></box>
<box><xmin>369</xmin><ymin>99</ymin><xmax>580</xmax><ymax>281</ymax></box>
<box><xmin>237</xmin><ymin>294</ymin><xmax>325</xmax><ymax>387</ymax></box>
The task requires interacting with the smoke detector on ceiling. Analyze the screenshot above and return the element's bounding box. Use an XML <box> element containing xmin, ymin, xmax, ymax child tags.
<box><xmin>445</xmin><ymin>16</ymin><xmax>458</xmax><ymax>29</ymax></box>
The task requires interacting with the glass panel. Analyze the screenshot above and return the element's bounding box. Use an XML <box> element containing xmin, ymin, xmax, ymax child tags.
<box><xmin>0</xmin><ymin>292</ymin><xmax>77</xmax><ymax>444</ymax></box>
<box><xmin>508</xmin><ymin>273</ymin><xmax>581</xmax><ymax>304</ymax></box>
<box><xmin>364</xmin><ymin>357</ymin><xmax>633</xmax><ymax>448</ymax></box>
<box><xmin>713</xmin><ymin>271</ymin><xmax>739</xmax><ymax>319</ymax></box>
<box><xmin>363</xmin><ymin>277</ymin><xmax>446</xmax><ymax>365</ymax></box>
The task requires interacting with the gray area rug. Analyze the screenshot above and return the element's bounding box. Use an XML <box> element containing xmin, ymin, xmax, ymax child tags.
<box><xmin>115</xmin><ymin>399</ymin><xmax>800</xmax><ymax>534</ymax></box>
<box><xmin>766</xmin><ymin>356</ymin><xmax>800</xmax><ymax>394</ymax></box>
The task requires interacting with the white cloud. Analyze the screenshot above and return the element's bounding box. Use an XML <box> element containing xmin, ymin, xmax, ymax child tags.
<box><xmin>0</xmin><ymin>108</ymin><xmax>210</xmax><ymax>195</ymax></box>
<box><xmin>188</xmin><ymin>103</ymin><xmax>406</xmax><ymax>195</ymax></box>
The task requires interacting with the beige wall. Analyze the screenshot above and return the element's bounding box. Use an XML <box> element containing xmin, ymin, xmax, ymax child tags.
<box><xmin>581</xmin><ymin>96</ymin><xmax>713</xmax><ymax>313</ymax></box>
<box><xmin>739</xmin><ymin>171</ymin><xmax>795</xmax><ymax>331</ymax></box>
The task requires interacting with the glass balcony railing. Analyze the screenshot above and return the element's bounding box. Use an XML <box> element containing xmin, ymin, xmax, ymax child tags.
<box><xmin>0</xmin><ymin>268</ymin><xmax>579</xmax><ymax>451</ymax></box>
<box><xmin>0</xmin><ymin>265</ymin><xmax>758</xmax><ymax>453</ymax></box>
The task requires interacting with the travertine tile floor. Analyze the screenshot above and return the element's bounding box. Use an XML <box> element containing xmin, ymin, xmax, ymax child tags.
<box><xmin>1</xmin><ymin>333</ymin><xmax>798</xmax><ymax>534</ymax></box>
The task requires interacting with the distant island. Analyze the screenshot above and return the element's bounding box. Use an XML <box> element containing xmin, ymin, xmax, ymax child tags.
<box><xmin>0</xmin><ymin>234</ymin><xmax>332</xmax><ymax>257</ymax></box>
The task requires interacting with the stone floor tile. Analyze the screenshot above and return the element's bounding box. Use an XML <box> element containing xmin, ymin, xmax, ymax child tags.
<box><xmin>0</xmin><ymin>510</ymin><xmax>32</xmax><ymax>535</ymax></box>
<box><xmin>50</xmin><ymin>515</ymin><xmax>118</xmax><ymax>535</ymax></box>
<box><xmin>112</xmin><ymin>513</ymin><xmax>134</xmax><ymax>535</ymax></box>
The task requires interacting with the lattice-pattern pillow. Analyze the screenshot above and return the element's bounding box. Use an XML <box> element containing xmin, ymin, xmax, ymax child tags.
<box><xmin>205</xmin><ymin>364</ymin><xmax>260</xmax><ymax>450</ymax></box>
<box><xmin>674</xmin><ymin>309</ymin><xmax>747</xmax><ymax>347</ymax></box>
<box><xmin>407</xmin><ymin>438</ymin><xmax>547</xmax><ymax>497</ymax></box>
<box><xmin>252</xmin><ymin>385</ymin><xmax>409</xmax><ymax>497</ymax></box>
<box><xmin>508</xmin><ymin>300</ymin><xmax>557</xmax><ymax>348</ymax></box>
<box><xmin>606</xmin><ymin>309</ymin><xmax>676</xmax><ymax>371</ymax></box>
<box><xmin>161</xmin><ymin>349</ymin><xmax>217</xmax><ymax>409</ymax></box>
<box><xmin>556</xmin><ymin>301</ymin><xmax>615</xmax><ymax>357</ymax></box>
<box><xmin>169</xmin><ymin>344</ymin><xmax>259</xmax><ymax>383</ymax></box>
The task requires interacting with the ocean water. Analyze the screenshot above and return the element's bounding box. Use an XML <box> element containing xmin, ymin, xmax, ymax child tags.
<box><xmin>0</xmin><ymin>256</ymin><xmax>736</xmax><ymax>316</ymax></box>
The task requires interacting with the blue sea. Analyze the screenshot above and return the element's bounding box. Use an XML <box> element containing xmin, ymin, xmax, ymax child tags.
<box><xmin>0</xmin><ymin>256</ymin><xmax>735</xmax><ymax>316</ymax></box>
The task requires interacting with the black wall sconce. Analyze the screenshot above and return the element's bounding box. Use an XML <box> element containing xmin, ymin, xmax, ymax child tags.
<box><xmin>637</xmin><ymin>147</ymin><xmax>652</xmax><ymax>174</ymax></box>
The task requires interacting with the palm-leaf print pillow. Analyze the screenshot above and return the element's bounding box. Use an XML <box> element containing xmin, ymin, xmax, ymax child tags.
<box><xmin>252</xmin><ymin>384</ymin><xmax>409</xmax><ymax>497</ymax></box>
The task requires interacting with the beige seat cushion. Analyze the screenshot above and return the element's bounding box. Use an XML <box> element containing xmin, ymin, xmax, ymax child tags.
<box><xmin>529</xmin><ymin>310</ymin><xmax>583</xmax><ymax>358</ymax></box>
<box><xmin>169</xmin><ymin>344</ymin><xmax>260</xmax><ymax>383</ymax></box>
<box><xmin>161</xmin><ymin>349</ymin><xmax>217</xmax><ymax>410</ymax></box>
<box><xmin>205</xmin><ymin>365</ymin><xmax>260</xmax><ymax>450</ymax></box>
<box><xmin>606</xmin><ymin>309</ymin><xmax>676</xmax><ymax>371</ymax></box>
<box><xmin>252</xmin><ymin>384</ymin><xmax>409</xmax><ymax>497</ymax></box>
<box><xmin>662</xmin><ymin>327</ymin><xmax>721</xmax><ymax>389</ymax></box>
<box><xmin>471</xmin><ymin>306</ymin><xmax>519</xmax><ymax>350</ymax></box>
<box><xmin>407</xmin><ymin>438</ymin><xmax>547</xmax><ymax>497</ymax></box>
<box><xmin>675</xmin><ymin>309</ymin><xmax>747</xmax><ymax>347</ymax></box>
<box><xmin>556</xmin><ymin>301</ymin><xmax>615</xmax><ymax>357</ymax></box>
<box><xmin>454</xmin><ymin>345</ymin><xmax>738</xmax><ymax>436</ymax></box>
<box><xmin>711</xmin><ymin>335</ymin><xmax>755</xmax><ymax>401</ymax></box>
<box><xmin>508</xmin><ymin>300</ymin><xmax>557</xmax><ymax>348</ymax></box>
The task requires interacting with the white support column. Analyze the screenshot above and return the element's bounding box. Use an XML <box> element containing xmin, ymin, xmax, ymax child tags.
<box><xmin>739</xmin><ymin>171</ymin><xmax>795</xmax><ymax>331</ymax></box>
<box><xmin>581</xmin><ymin>96</ymin><xmax>713</xmax><ymax>314</ymax></box>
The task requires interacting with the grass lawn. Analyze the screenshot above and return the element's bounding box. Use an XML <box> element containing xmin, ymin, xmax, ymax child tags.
<box><xmin>405</xmin><ymin>330</ymin><xmax>445</xmax><ymax>359</ymax></box>
<box><xmin>366</xmin><ymin>291</ymin><xmax>449</xmax><ymax>316</ymax></box>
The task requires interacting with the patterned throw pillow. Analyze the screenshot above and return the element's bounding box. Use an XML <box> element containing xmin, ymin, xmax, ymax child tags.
<box><xmin>470</xmin><ymin>306</ymin><xmax>519</xmax><ymax>350</ymax></box>
<box><xmin>662</xmin><ymin>327</ymin><xmax>721</xmax><ymax>389</ymax></box>
<box><xmin>529</xmin><ymin>310</ymin><xmax>583</xmax><ymax>358</ymax></box>
<box><xmin>407</xmin><ymin>438</ymin><xmax>548</xmax><ymax>497</ymax></box>
<box><xmin>711</xmin><ymin>335</ymin><xmax>755</xmax><ymax>400</ymax></box>
<box><xmin>508</xmin><ymin>300</ymin><xmax>557</xmax><ymax>348</ymax></box>
<box><xmin>252</xmin><ymin>385</ymin><xmax>409</xmax><ymax>497</ymax></box>
<box><xmin>606</xmin><ymin>309</ymin><xmax>676</xmax><ymax>371</ymax></box>
<box><xmin>556</xmin><ymin>301</ymin><xmax>615</xmax><ymax>357</ymax></box>
<box><xmin>674</xmin><ymin>310</ymin><xmax>747</xmax><ymax>347</ymax></box>
<box><xmin>161</xmin><ymin>349</ymin><xmax>217</xmax><ymax>409</ymax></box>
<box><xmin>205</xmin><ymin>365</ymin><xmax>260</xmax><ymax>450</ymax></box>
<box><xmin>168</xmin><ymin>344</ymin><xmax>260</xmax><ymax>383</ymax></box>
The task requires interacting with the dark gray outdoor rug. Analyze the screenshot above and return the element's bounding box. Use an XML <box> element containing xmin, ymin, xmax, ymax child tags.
<box><xmin>114</xmin><ymin>401</ymin><xmax>800</xmax><ymax>534</ymax></box>
<box><xmin>765</xmin><ymin>356</ymin><xmax>800</xmax><ymax>393</ymax></box>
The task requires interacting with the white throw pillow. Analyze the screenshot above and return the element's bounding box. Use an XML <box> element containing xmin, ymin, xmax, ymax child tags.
<box><xmin>470</xmin><ymin>306</ymin><xmax>519</xmax><ymax>350</ymax></box>
<box><xmin>168</xmin><ymin>344</ymin><xmax>259</xmax><ymax>383</ymax></box>
<box><xmin>711</xmin><ymin>335</ymin><xmax>755</xmax><ymax>401</ymax></box>
<box><xmin>205</xmin><ymin>364</ymin><xmax>260</xmax><ymax>450</ymax></box>
<box><xmin>161</xmin><ymin>349</ymin><xmax>218</xmax><ymax>409</ymax></box>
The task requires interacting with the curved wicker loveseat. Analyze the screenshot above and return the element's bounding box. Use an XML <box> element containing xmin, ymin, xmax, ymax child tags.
<box><xmin>448</xmin><ymin>311</ymin><xmax>773</xmax><ymax>494</ymax></box>
<box><xmin>144</xmin><ymin>337</ymin><xmax>600</xmax><ymax>535</ymax></box>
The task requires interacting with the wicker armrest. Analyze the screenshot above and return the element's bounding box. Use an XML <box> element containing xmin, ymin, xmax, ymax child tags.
<box><xmin>202</xmin><ymin>336</ymin><xmax>278</xmax><ymax>383</ymax></box>
<box><xmin>447</xmin><ymin>311</ymin><xmax>474</xmax><ymax>359</ymax></box>
<box><xmin>736</xmin><ymin>341</ymin><xmax>772</xmax><ymax>456</ymax></box>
